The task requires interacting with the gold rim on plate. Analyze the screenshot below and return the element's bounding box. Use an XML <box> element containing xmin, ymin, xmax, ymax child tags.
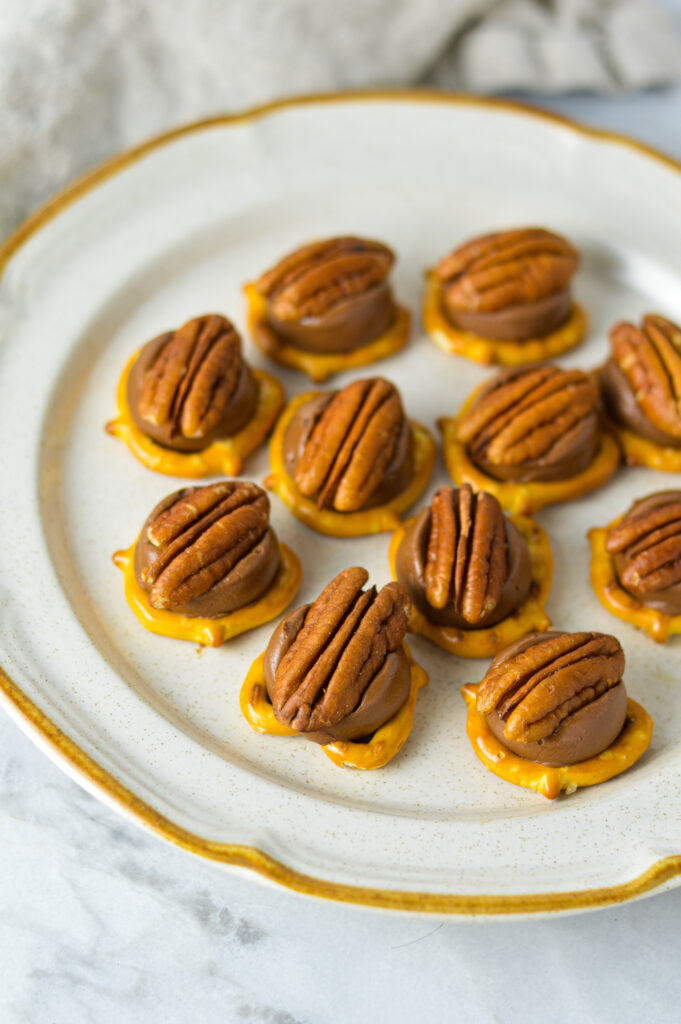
<box><xmin>1</xmin><ymin>90</ymin><xmax>680</xmax><ymax>915</ymax></box>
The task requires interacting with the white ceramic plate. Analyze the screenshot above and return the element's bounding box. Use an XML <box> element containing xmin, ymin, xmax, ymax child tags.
<box><xmin>2</xmin><ymin>93</ymin><xmax>681</xmax><ymax>917</ymax></box>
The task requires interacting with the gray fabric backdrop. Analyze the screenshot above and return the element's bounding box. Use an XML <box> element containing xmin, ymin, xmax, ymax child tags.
<box><xmin>1</xmin><ymin>0</ymin><xmax>680</xmax><ymax>240</ymax></box>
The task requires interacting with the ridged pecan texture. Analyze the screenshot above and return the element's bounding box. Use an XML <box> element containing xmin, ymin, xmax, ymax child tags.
<box><xmin>476</xmin><ymin>631</ymin><xmax>625</xmax><ymax>743</ymax></box>
<box><xmin>255</xmin><ymin>236</ymin><xmax>394</xmax><ymax>320</ymax></box>
<box><xmin>137</xmin><ymin>314</ymin><xmax>244</xmax><ymax>439</ymax></box>
<box><xmin>425</xmin><ymin>484</ymin><xmax>507</xmax><ymax>623</ymax></box>
<box><xmin>606</xmin><ymin>493</ymin><xmax>681</xmax><ymax>594</ymax></box>
<box><xmin>295</xmin><ymin>377</ymin><xmax>408</xmax><ymax>511</ymax></box>
<box><xmin>610</xmin><ymin>314</ymin><xmax>681</xmax><ymax>440</ymax></box>
<box><xmin>435</xmin><ymin>228</ymin><xmax>578</xmax><ymax>313</ymax></box>
<box><xmin>272</xmin><ymin>567</ymin><xmax>409</xmax><ymax>731</ymax></box>
<box><xmin>142</xmin><ymin>481</ymin><xmax>269</xmax><ymax>610</ymax></box>
<box><xmin>457</xmin><ymin>365</ymin><xmax>599</xmax><ymax>474</ymax></box>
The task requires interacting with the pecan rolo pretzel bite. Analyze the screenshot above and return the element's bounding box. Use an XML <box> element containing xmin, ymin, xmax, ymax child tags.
<box><xmin>240</xmin><ymin>567</ymin><xmax>428</xmax><ymax>769</ymax></box>
<box><xmin>439</xmin><ymin>363</ymin><xmax>620</xmax><ymax>514</ymax></box>
<box><xmin>266</xmin><ymin>376</ymin><xmax>436</xmax><ymax>536</ymax></box>
<box><xmin>244</xmin><ymin>236</ymin><xmax>411</xmax><ymax>381</ymax></box>
<box><xmin>423</xmin><ymin>227</ymin><xmax>587</xmax><ymax>365</ymax></box>
<box><xmin>589</xmin><ymin>490</ymin><xmax>681</xmax><ymax>643</ymax></box>
<box><xmin>389</xmin><ymin>483</ymin><xmax>552</xmax><ymax>657</ymax></box>
<box><xmin>461</xmin><ymin>630</ymin><xmax>653</xmax><ymax>799</ymax></box>
<box><xmin>600</xmin><ymin>314</ymin><xmax>681</xmax><ymax>472</ymax></box>
<box><xmin>106</xmin><ymin>314</ymin><xmax>284</xmax><ymax>476</ymax></box>
<box><xmin>113</xmin><ymin>481</ymin><xmax>301</xmax><ymax>646</ymax></box>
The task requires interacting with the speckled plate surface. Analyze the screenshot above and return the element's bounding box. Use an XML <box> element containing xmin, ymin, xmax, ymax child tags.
<box><xmin>2</xmin><ymin>93</ymin><xmax>681</xmax><ymax>917</ymax></box>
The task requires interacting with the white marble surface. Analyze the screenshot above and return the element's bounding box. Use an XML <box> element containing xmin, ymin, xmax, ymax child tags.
<box><xmin>3</xmin><ymin>85</ymin><xmax>681</xmax><ymax>1023</ymax></box>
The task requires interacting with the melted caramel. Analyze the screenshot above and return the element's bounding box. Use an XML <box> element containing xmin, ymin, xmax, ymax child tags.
<box><xmin>244</xmin><ymin>282</ymin><xmax>411</xmax><ymax>382</ymax></box>
<box><xmin>422</xmin><ymin>272</ymin><xmax>587</xmax><ymax>366</ymax></box>
<box><xmin>461</xmin><ymin>682</ymin><xmax>653</xmax><ymax>799</ymax></box>
<box><xmin>439</xmin><ymin>384</ymin><xmax>620</xmax><ymax>515</ymax></box>
<box><xmin>112</xmin><ymin>541</ymin><xmax>302</xmax><ymax>647</ymax></box>
<box><xmin>266</xmin><ymin>391</ymin><xmax>436</xmax><ymax>537</ymax></box>
<box><xmin>240</xmin><ymin>644</ymin><xmax>428</xmax><ymax>769</ymax></box>
<box><xmin>613</xmin><ymin>423</ymin><xmax>681</xmax><ymax>473</ymax></box>
<box><xmin>589</xmin><ymin>522</ymin><xmax>681</xmax><ymax>643</ymax></box>
<box><xmin>106</xmin><ymin>351</ymin><xmax>284</xmax><ymax>478</ymax></box>
<box><xmin>389</xmin><ymin>513</ymin><xmax>553</xmax><ymax>657</ymax></box>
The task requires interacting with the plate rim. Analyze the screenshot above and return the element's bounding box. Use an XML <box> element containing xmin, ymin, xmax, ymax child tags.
<box><xmin>3</xmin><ymin>88</ymin><xmax>681</xmax><ymax>916</ymax></box>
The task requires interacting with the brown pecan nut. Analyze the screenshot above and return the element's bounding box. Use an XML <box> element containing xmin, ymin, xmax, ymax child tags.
<box><xmin>436</xmin><ymin>227</ymin><xmax>573</xmax><ymax>315</ymax></box>
<box><xmin>476</xmin><ymin>630</ymin><xmax>625</xmax><ymax>744</ymax></box>
<box><xmin>270</xmin><ymin>567</ymin><xmax>410</xmax><ymax>733</ymax></box>
<box><xmin>131</xmin><ymin>314</ymin><xmax>256</xmax><ymax>447</ymax></box>
<box><xmin>435</xmin><ymin>228</ymin><xmax>578</xmax><ymax>314</ymax></box>
<box><xmin>606</xmin><ymin>491</ymin><xmax>681</xmax><ymax>605</ymax></box>
<box><xmin>135</xmin><ymin>481</ymin><xmax>279</xmax><ymax>615</ymax></box>
<box><xmin>456</xmin><ymin>364</ymin><xmax>600</xmax><ymax>482</ymax></box>
<box><xmin>609</xmin><ymin>314</ymin><xmax>681</xmax><ymax>441</ymax></box>
<box><xmin>255</xmin><ymin>237</ymin><xmax>394</xmax><ymax>321</ymax></box>
<box><xmin>425</xmin><ymin>484</ymin><xmax>507</xmax><ymax>622</ymax></box>
<box><xmin>395</xmin><ymin>484</ymin><xmax>532</xmax><ymax>629</ymax></box>
<box><xmin>291</xmin><ymin>377</ymin><xmax>413</xmax><ymax>511</ymax></box>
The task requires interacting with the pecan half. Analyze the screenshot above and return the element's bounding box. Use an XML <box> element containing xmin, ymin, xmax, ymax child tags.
<box><xmin>142</xmin><ymin>481</ymin><xmax>270</xmax><ymax>610</ymax></box>
<box><xmin>294</xmin><ymin>377</ymin><xmax>409</xmax><ymax>511</ymax></box>
<box><xmin>272</xmin><ymin>567</ymin><xmax>409</xmax><ymax>732</ymax></box>
<box><xmin>457</xmin><ymin>364</ymin><xmax>599</xmax><ymax>476</ymax></box>
<box><xmin>137</xmin><ymin>314</ymin><xmax>244</xmax><ymax>439</ymax></box>
<box><xmin>255</xmin><ymin>236</ymin><xmax>394</xmax><ymax>321</ymax></box>
<box><xmin>610</xmin><ymin>314</ymin><xmax>681</xmax><ymax>440</ymax></box>
<box><xmin>425</xmin><ymin>484</ymin><xmax>507</xmax><ymax>623</ymax></box>
<box><xmin>435</xmin><ymin>228</ymin><xmax>578</xmax><ymax>313</ymax></box>
<box><xmin>476</xmin><ymin>631</ymin><xmax>624</xmax><ymax>743</ymax></box>
<box><xmin>606</xmin><ymin>493</ymin><xmax>681</xmax><ymax>593</ymax></box>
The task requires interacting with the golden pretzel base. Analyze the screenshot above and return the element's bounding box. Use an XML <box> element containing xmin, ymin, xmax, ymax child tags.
<box><xmin>461</xmin><ymin>682</ymin><xmax>653</xmax><ymax>800</ymax></box>
<box><xmin>240</xmin><ymin>644</ymin><xmax>428</xmax><ymax>769</ymax></box>
<box><xmin>266</xmin><ymin>391</ymin><xmax>436</xmax><ymax>537</ymax></box>
<box><xmin>612</xmin><ymin>423</ymin><xmax>681</xmax><ymax>473</ymax></box>
<box><xmin>388</xmin><ymin>513</ymin><xmax>553</xmax><ymax>658</ymax></box>
<box><xmin>589</xmin><ymin>521</ymin><xmax>681</xmax><ymax>643</ymax></box>
<box><xmin>112</xmin><ymin>540</ymin><xmax>302</xmax><ymax>647</ymax></box>
<box><xmin>244</xmin><ymin>282</ymin><xmax>411</xmax><ymax>383</ymax></box>
<box><xmin>439</xmin><ymin>385</ymin><xmax>620</xmax><ymax>515</ymax></box>
<box><xmin>106</xmin><ymin>352</ymin><xmax>285</xmax><ymax>478</ymax></box>
<box><xmin>422</xmin><ymin>273</ymin><xmax>587</xmax><ymax>367</ymax></box>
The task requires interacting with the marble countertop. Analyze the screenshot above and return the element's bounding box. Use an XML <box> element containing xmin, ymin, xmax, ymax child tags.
<box><xmin>3</xmin><ymin>86</ymin><xmax>681</xmax><ymax>1024</ymax></box>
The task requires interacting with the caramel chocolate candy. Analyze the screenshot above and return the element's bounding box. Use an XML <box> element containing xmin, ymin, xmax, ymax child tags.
<box><xmin>601</xmin><ymin>314</ymin><xmax>681</xmax><ymax>448</ymax></box>
<box><xmin>605</xmin><ymin>491</ymin><xmax>681</xmax><ymax>616</ymax></box>
<box><xmin>434</xmin><ymin>228</ymin><xmax>579</xmax><ymax>341</ymax></box>
<box><xmin>395</xmin><ymin>484</ymin><xmax>531</xmax><ymax>629</ymax></box>
<box><xmin>264</xmin><ymin>567</ymin><xmax>411</xmax><ymax>743</ymax></box>
<box><xmin>283</xmin><ymin>377</ymin><xmax>414</xmax><ymax>512</ymax></box>
<box><xmin>254</xmin><ymin>236</ymin><xmax>398</xmax><ymax>354</ymax></box>
<box><xmin>128</xmin><ymin>314</ymin><xmax>257</xmax><ymax>452</ymax></box>
<box><xmin>134</xmin><ymin>481</ymin><xmax>279</xmax><ymax>617</ymax></box>
<box><xmin>476</xmin><ymin>630</ymin><xmax>628</xmax><ymax>767</ymax></box>
<box><xmin>456</xmin><ymin>364</ymin><xmax>600</xmax><ymax>483</ymax></box>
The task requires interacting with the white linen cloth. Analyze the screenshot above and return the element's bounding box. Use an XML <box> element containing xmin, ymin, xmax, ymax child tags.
<box><xmin>1</xmin><ymin>1</ymin><xmax>680</xmax><ymax>242</ymax></box>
